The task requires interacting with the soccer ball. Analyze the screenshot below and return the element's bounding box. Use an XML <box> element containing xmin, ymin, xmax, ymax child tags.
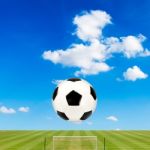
<box><xmin>52</xmin><ymin>78</ymin><xmax>97</xmax><ymax>122</ymax></box>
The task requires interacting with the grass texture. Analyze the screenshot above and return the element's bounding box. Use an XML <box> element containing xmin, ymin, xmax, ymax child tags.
<box><xmin>0</xmin><ymin>130</ymin><xmax>149</xmax><ymax>150</ymax></box>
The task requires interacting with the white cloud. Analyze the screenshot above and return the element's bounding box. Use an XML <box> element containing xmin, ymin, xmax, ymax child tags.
<box><xmin>43</xmin><ymin>40</ymin><xmax>112</xmax><ymax>76</ymax></box>
<box><xmin>73</xmin><ymin>10</ymin><xmax>111</xmax><ymax>41</ymax></box>
<box><xmin>121</xmin><ymin>35</ymin><xmax>145</xmax><ymax>58</ymax></box>
<box><xmin>52</xmin><ymin>80</ymin><xmax>64</xmax><ymax>85</ymax></box>
<box><xmin>139</xmin><ymin>49</ymin><xmax>150</xmax><ymax>57</ymax></box>
<box><xmin>75</xmin><ymin>62</ymin><xmax>112</xmax><ymax>76</ymax></box>
<box><xmin>106</xmin><ymin>116</ymin><xmax>118</xmax><ymax>122</ymax></box>
<box><xmin>18</xmin><ymin>107</ymin><xmax>30</xmax><ymax>113</ymax></box>
<box><xmin>123</xmin><ymin>66</ymin><xmax>148</xmax><ymax>81</ymax></box>
<box><xmin>42</xmin><ymin>10</ymin><xmax>150</xmax><ymax>76</ymax></box>
<box><xmin>104</xmin><ymin>34</ymin><xmax>149</xmax><ymax>58</ymax></box>
<box><xmin>0</xmin><ymin>106</ymin><xmax>16</xmax><ymax>114</ymax></box>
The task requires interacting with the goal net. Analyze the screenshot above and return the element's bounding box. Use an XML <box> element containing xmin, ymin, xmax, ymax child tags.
<box><xmin>52</xmin><ymin>136</ymin><xmax>97</xmax><ymax>150</ymax></box>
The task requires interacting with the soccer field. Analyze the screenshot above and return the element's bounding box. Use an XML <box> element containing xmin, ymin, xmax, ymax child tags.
<box><xmin>0</xmin><ymin>130</ymin><xmax>149</xmax><ymax>150</ymax></box>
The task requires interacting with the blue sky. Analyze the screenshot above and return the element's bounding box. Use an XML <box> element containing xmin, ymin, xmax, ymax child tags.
<box><xmin>0</xmin><ymin>0</ymin><xmax>150</xmax><ymax>130</ymax></box>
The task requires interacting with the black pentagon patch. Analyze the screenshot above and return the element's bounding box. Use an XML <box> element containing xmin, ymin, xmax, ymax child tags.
<box><xmin>80</xmin><ymin>111</ymin><xmax>92</xmax><ymax>120</ymax></box>
<box><xmin>57</xmin><ymin>111</ymin><xmax>69</xmax><ymax>120</ymax></box>
<box><xmin>90</xmin><ymin>87</ymin><xmax>96</xmax><ymax>100</ymax></box>
<box><xmin>67</xmin><ymin>78</ymin><xmax>81</xmax><ymax>82</ymax></box>
<box><xmin>66</xmin><ymin>90</ymin><xmax>82</xmax><ymax>106</ymax></box>
<box><xmin>53</xmin><ymin>87</ymin><xmax>58</xmax><ymax>100</ymax></box>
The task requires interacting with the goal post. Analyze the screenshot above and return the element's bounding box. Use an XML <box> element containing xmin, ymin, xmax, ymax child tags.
<box><xmin>53</xmin><ymin>136</ymin><xmax>98</xmax><ymax>150</ymax></box>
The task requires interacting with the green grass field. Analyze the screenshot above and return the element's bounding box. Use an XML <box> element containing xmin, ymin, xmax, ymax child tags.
<box><xmin>0</xmin><ymin>130</ymin><xmax>150</xmax><ymax>150</ymax></box>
